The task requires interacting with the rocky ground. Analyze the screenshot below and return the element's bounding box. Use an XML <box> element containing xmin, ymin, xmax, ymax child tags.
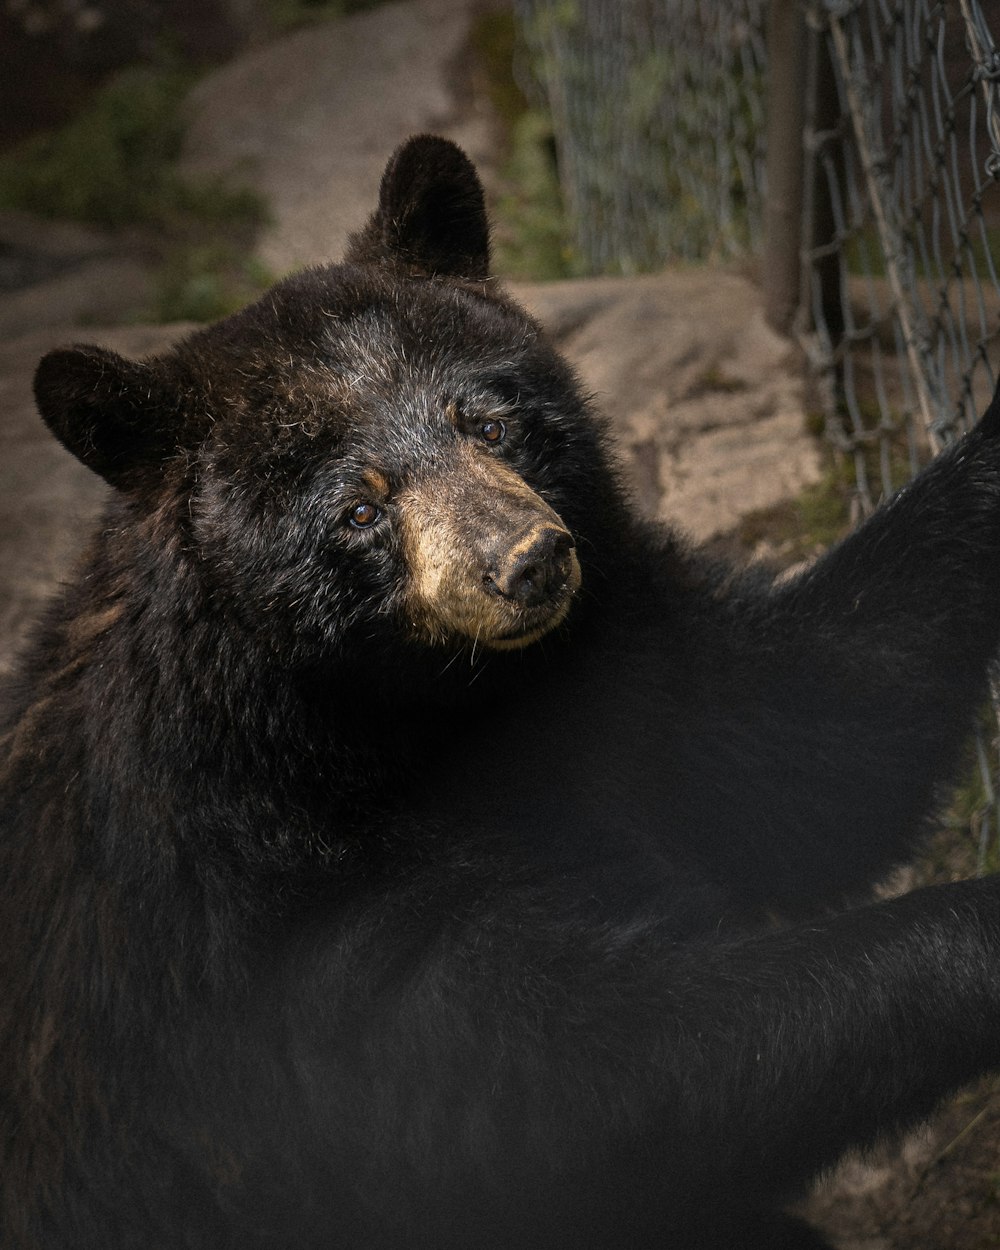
<box><xmin>3</xmin><ymin>1</ymin><xmax>998</xmax><ymax>1246</ymax></box>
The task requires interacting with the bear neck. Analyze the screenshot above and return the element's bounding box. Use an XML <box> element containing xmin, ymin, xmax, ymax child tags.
<box><xmin>5</xmin><ymin>498</ymin><xmax>536</xmax><ymax>896</ymax></box>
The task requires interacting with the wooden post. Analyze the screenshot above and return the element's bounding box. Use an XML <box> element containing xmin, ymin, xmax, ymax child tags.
<box><xmin>801</xmin><ymin>19</ymin><xmax>844</xmax><ymax>349</ymax></box>
<box><xmin>762</xmin><ymin>0</ymin><xmax>808</xmax><ymax>336</ymax></box>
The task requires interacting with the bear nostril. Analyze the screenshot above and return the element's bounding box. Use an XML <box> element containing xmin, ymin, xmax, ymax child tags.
<box><xmin>550</xmin><ymin>532</ymin><xmax>573</xmax><ymax>570</ymax></box>
<box><xmin>514</xmin><ymin>560</ymin><xmax>543</xmax><ymax>597</ymax></box>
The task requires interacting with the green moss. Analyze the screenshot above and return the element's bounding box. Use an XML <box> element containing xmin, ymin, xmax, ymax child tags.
<box><xmin>727</xmin><ymin>452</ymin><xmax>854</xmax><ymax>566</ymax></box>
<box><xmin>0</xmin><ymin>63</ymin><xmax>270</xmax><ymax>238</ymax></box>
<box><xmin>804</xmin><ymin>408</ymin><xmax>827</xmax><ymax>439</ymax></box>
<box><xmin>492</xmin><ymin>112</ymin><xmax>576</xmax><ymax>281</ymax></box>
<box><xmin>469</xmin><ymin>9</ymin><xmax>529</xmax><ymax>126</ymax></box>
<box><xmin>467</xmin><ymin>9</ymin><xmax>574</xmax><ymax>281</ymax></box>
<box><xmin>795</xmin><ymin>461</ymin><xmax>854</xmax><ymax>549</ymax></box>
<box><xmin>0</xmin><ymin>66</ymin><xmax>195</xmax><ymax>227</ymax></box>
<box><xmin>688</xmin><ymin>366</ymin><xmax>749</xmax><ymax>397</ymax></box>
<box><xmin>0</xmin><ymin>63</ymin><xmax>273</xmax><ymax>322</ymax></box>
<box><xmin>155</xmin><ymin>245</ymin><xmax>273</xmax><ymax>323</ymax></box>
<box><xmin>844</xmin><ymin>221</ymin><xmax>1000</xmax><ymax>287</ymax></box>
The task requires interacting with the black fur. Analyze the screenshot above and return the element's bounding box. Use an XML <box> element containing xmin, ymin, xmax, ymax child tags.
<box><xmin>5</xmin><ymin>134</ymin><xmax>1000</xmax><ymax>1248</ymax></box>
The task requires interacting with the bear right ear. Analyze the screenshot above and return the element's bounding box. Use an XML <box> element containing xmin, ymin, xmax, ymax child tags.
<box><xmin>346</xmin><ymin>135</ymin><xmax>491</xmax><ymax>280</ymax></box>
<box><xmin>34</xmin><ymin>346</ymin><xmax>186</xmax><ymax>492</ymax></box>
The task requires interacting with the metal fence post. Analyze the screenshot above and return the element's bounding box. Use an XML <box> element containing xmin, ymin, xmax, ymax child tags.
<box><xmin>800</xmin><ymin>15</ymin><xmax>844</xmax><ymax>353</ymax></box>
<box><xmin>762</xmin><ymin>0</ymin><xmax>808</xmax><ymax>335</ymax></box>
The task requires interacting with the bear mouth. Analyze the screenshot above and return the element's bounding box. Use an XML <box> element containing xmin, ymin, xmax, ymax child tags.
<box><xmin>486</xmin><ymin>610</ymin><xmax>571</xmax><ymax>650</ymax></box>
<box><xmin>479</xmin><ymin>557</ymin><xmax>581</xmax><ymax>651</ymax></box>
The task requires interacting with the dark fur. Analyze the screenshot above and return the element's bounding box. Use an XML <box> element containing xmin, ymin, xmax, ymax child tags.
<box><xmin>6</xmin><ymin>135</ymin><xmax>1000</xmax><ymax>1248</ymax></box>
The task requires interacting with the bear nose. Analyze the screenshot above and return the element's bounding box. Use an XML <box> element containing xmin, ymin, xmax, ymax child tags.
<box><xmin>484</xmin><ymin>526</ymin><xmax>575</xmax><ymax>607</ymax></box>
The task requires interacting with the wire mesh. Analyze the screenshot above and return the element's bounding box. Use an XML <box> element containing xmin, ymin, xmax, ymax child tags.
<box><xmin>514</xmin><ymin>0</ymin><xmax>768</xmax><ymax>272</ymax></box>
<box><xmin>801</xmin><ymin>0</ymin><xmax>1000</xmax><ymax>865</ymax></box>
<box><xmin>802</xmin><ymin>0</ymin><xmax>1000</xmax><ymax>483</ymax></box>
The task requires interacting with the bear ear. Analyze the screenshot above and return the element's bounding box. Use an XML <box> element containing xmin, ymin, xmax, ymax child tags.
<box><xmin>34</xmin><ymin>346</ymin><xmax>186</xmax><ymax>492</ymax></box>
<box><xmin>346</xmin><ymin>135</ymin><xmax>491</xmax><ymax>280</ymax></box>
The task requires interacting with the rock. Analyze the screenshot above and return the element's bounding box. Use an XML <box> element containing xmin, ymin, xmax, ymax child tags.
<box><xmin>513</xmin><ymin>269</ymin><xmax>820</xmax><ymax>542</ymax></box>
<box><xmin>180</xmin><ymin>0</ymin><xmax>499</xmax><ymax>278</ymax></box>
<box><xmin>0</xmin><ymin>211</ymin><xmax>153</xmax><ymax>336</ymax></box>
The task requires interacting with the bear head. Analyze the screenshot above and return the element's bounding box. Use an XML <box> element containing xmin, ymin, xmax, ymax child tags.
<box><xmin>32</xmin><ymin>137</ymin><xmax>618</xmax><ymax>663</ymax></box>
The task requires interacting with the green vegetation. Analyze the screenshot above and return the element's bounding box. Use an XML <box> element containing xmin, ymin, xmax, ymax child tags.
<box><xmin>726</xmin><ymin>444</ymin><xmax>854</xmax><ymax>566</ymax></box>
<box><xmin>0</xmin><ymin>64</ymin><xmax>271</xmax><ymax>322</ymax></box>
<box><xmin>905</xmin><ymin>736</ymin><xmax>1000</xmax><ymax>889</ymax></box>
<box><xmin>469</xmin><ymin>9</ymin><xmax>574</xmax><ymax>281</ymax></box>
<box><xmin>492</xmin><ymin>112</ymin><xmax>576</xmax><ymax>281</ymax></box>
<box><xmin>156</xmin><ymin>243</ymin><xmax>273</xmax><ymax>324</ymax></box>
<box><xmin>469</xmin><ymin>7</ymin><xmax>531</xmax><ymax>129</ymax></box>
<box><xmin>844</xmin><ymin>218</ymin><xmax>1000</xmax><ymax>291</ymax></box>
<box><xmin>2</xmin><ymin>66</ymin><xmax>195</xmax><ymax>226</ymax></box>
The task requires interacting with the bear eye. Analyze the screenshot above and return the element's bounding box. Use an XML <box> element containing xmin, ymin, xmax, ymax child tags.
<box><xmin>480</xmin><ymin>419</ymin><xmax>506</xmax><ymax>445</ymax></box>
<box><xmin>348</xmin><ymin>502</ymin><xmax>381</xmax><ymax>530</ymax></box>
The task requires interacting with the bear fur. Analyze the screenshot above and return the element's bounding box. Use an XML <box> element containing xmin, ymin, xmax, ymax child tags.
<box><xmin>6</xmin><ymin>135</ymin><xmax>1000</xmax><ymax>1248</ymax></box>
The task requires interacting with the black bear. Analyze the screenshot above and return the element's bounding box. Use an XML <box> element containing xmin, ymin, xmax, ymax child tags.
<box><xmin>5</xmin><ymin>134</ymin><xmax>1000</xmax><ymax>1250</ymax></box>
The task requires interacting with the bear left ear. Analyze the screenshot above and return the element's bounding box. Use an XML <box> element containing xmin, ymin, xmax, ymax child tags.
<box><xmin>346</xmin><ymin>135</ymin><xmax>491</xmax><ymax>280</ymax></box>
<box><xmin>34</xmin><ymin>346</ymin><xmax>188</xmax><ymax>492</ymax></box>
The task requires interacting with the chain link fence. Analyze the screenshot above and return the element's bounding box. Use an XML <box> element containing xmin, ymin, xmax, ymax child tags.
<box><xmin>514</xmin><ymin>0</ymin><xmax>768</xmax><ymax>271</ymax></box>
<box><xmin>515</xmin><ymin>0</ymin><xmax>1000</xmax><ymax>452</ymax></box>
<box><xmin>803</xmin><ymin>0</ymin><xmax>1000</xmax><ymax>481</ymax></box>
<box><xmin>516</xmin><ymin>0</ymin><xmax>1000</xmax><ymax>864</ymax></box>
<box><xmin>801</xmin><ymin>0</ymin><xmax>1000</xmax><ymax>867</ymax></box>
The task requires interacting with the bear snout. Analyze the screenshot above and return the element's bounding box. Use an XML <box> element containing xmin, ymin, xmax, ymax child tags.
<box><xmin>397</xmin><ymin>449</ymin><xmax>581</xmax><ymax>649</ymax></box>
<box><xmin>483</xmin><ymin>526</ymin><xmax>576</xmax><ymax>608</ymax></box>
